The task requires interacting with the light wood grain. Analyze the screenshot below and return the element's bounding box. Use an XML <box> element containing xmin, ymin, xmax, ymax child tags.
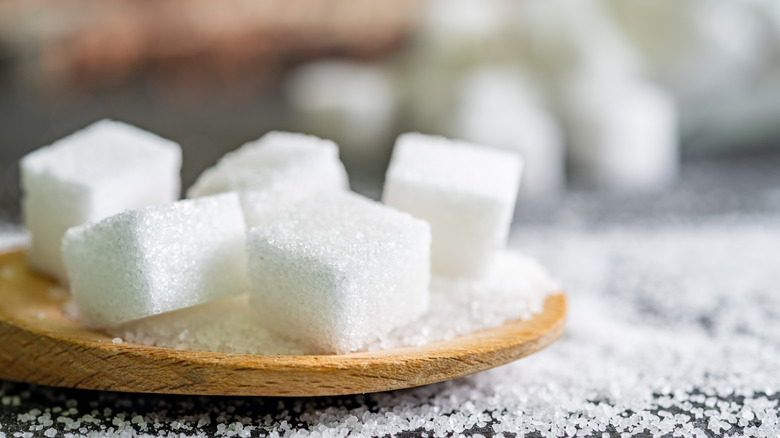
<box><xmin>0</xmin><ymin>249</ymin><xmax>566</xmax><ymax>397</ymax></box>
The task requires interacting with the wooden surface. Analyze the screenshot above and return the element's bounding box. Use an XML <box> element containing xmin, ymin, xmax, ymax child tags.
<box><xmin>0</xmin><ymin>249</ymin><xmax>566</xmax><ymax>397</ymax></box>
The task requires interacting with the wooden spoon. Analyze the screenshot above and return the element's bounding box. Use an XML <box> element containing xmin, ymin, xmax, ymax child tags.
<box><xmin>0</xmin><ymin>249</ymin><xmax>566</xmax><ymax>397</ymax></box>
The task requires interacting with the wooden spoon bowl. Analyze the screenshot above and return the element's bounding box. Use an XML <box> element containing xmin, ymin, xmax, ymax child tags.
<box><xmin>0</xmin><ymin>249</ymin><xmax>566</xmax><ymax>397</ymax></box>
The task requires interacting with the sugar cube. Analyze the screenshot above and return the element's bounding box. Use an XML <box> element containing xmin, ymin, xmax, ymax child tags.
<box><xmin>239</xmin><ymin>187</ymin><xmax>312</xmax><ymax>228</ymax></box>
<box><xmin>186</xmin><ymin>131</ymin><xmax>349</xmax><ymax>199</ymax></box>
<box><xmin>564</xmin><ymin>76</ymin><xmax>678</xmax><ymax>191</ymax></box>
<box><xmin>382</xmin><ymin>133</ymin><xmax>522</xmax><ymax>278</ymax></box>
<box><xmin>62</xmin><ymin>193</ymin><xmax>247</xmax><ymax>327</ymax></box>
<box><xmin>20</xmin><ymin>119</ymin><xmax>181</xmax><ymax>283</ymax></box>
<box><xmin>246</xmin><ymin>192</ymin><xmax>431</xmax><ymax>354</ymax></box>
<box><xmin>285</xmin><ymin>61</ymin><xmax>397</xmax><ymax>174</ymax></box>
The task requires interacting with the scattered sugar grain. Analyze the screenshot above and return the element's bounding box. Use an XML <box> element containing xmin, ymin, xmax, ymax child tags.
<box><xmin>3</xmin><ymin>215</ymin><xmax>780</xmax><ymax>437</ymax></box>
<box><xmin>111</xmin><ymin>338</ymin><xmax>122</xmax><ymax>345</ymax></box>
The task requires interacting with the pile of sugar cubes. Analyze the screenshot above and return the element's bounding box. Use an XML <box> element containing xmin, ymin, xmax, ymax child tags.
<box><xmin>20</xmin><ymin>119</ymin><xmax>557</xmax><ymax>354</ymax></box>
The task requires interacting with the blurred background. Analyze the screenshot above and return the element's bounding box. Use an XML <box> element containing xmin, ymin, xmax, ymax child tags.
<box><xmin>2</xmin><ymin>0</ymin><xmax>780</xmax><ymax>222</ymax></box>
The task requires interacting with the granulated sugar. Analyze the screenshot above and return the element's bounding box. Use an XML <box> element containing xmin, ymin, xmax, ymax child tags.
<box><xmin>1</xmin><ymin>214</ymin><xmax>779</xmax><ymax>436</ymax></box>
<box><xmin>107</xmin><ymin>251</ymin><xmax>557</xmax><ymax>355</ymax></box>
<box><xmin>368</xmin><ymin>251</ymin><xmax>557</xmax><ymax>350</ymax></box>
<box><xmin>108</xmin><ymin>295</ymin><xmax>310</xmax><ymax>355</ymax></box>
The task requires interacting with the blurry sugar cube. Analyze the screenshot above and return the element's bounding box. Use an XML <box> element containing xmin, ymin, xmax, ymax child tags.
<box><xmin>62</xmin><ymin>193</ymin><xmax>247</xmax><ymax>327</ymax></box>
<box><xmin>20</xmin><ymin>119</ymin><xmax>181</xmax><ymax>283</ymax></box>
<box><xmin>449</xmin><ymin>69</ymin><xmax>565</xmax><ymax>196</ymax></box>
<box><xmin>564</xmin><ymin>75</ymin><xmax>678</xmax><ymax>191</ymax></box>
<box><xmin>383</xmin><ymin>133</ymin><xmax>522</xmax><ymax>278</ymax></box>
<box><xmin>285</xmin><ymin>61</ymin><xmax>397</xmax><ymax>174</ymax></box>
<box><xmin>187</xmin><ymin>131</ymin><xmax>349</xmax><ymax>199</ymax></box>
<box><xmin>607</xmin><ymin>0</ymin><xmax>765</xmax><ymax>102</ymax></box>
<box><xmin>246</xmin><ymin>192</ymin><xmax>431</xmax><ymax>354</ymax></box>
<box><xmin>454</xmin><ymin>105</ymin><xmax>563</xmax><ymax>196</ymax></box>
<box><xmin>514</xmin><ymin>0</ymin><xmax>644</xmax><ymax>87</ymax></box>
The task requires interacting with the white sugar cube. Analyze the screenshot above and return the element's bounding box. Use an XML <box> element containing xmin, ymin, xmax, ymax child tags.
<box><xmin>186</xmin><ymin>131</ymin><xmax>349</xmax><ymax>199</ymax></box>
<box><xmin>383</xmin><ymin>133</ymin><xmax>522</xmax><ymax>278</ymax></box>
<box><xmin>454</xmin><ymin>103</ymin><xmax>563</xmax><ymax>197</ymax></box>
<box><xmin>20</xmin><ymin>119</ymin><xmax>181</xmax><ymax>283</ymax></box>
<box><xmin>62</xmin><ymin>193</ymin><xmax>247</xmax><ymax>327</ymax></box>
<box><xmin>239</xmin><ymin>188</ymin><xmax>312</xmax><ymax>228</ymax></box>
<box><xmin>246</xmin><ymin>192</ymin><xmax>431</xmax><ymax>354</ymax></box>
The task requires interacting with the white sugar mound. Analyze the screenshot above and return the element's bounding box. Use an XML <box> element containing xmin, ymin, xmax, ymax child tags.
<box><xmin>20</xmin><ymin>119</ymin><xmax>181</xmax><ymax>283</ymax></box>
<box><xmin>62</xmin><ymin>193</ymin><xmax>247</xmax><ymax>327</ymax></box>
<box><xmin>383</xmin><ymin>133</ymin><xmax>523</xmax><ymax>278</ymax></box>
<box><xmin>106</xmin><ymin>250</ymin><xmax>558</xmax><ymax>355</ymax></box>
<box><xmin>109</xmin><ymin>295</ymin><xmax>308</xmax><ymax>355</ymax></box>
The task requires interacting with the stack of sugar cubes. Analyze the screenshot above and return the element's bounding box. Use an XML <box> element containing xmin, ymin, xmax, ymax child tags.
<box><xmin>21</xmin><ymin>120</ymin><xmax>523</xmax><ymax>354</ymax></box>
